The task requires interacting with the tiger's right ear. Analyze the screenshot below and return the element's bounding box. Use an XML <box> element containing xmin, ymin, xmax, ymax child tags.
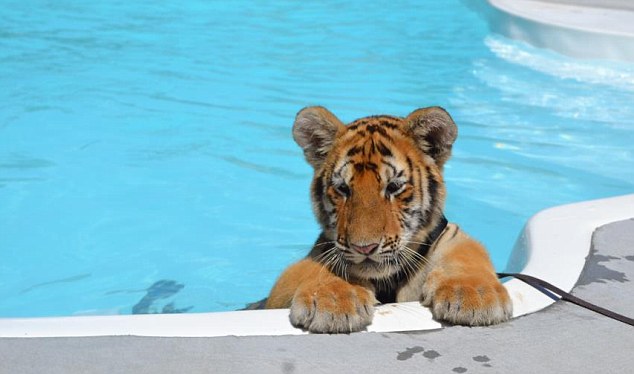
<box><xmin>293</xmin><ymin>106</ymin><xmax>345</xmax><ymax>169</ymax></box>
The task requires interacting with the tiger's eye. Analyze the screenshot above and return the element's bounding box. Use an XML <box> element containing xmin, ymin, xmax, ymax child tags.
<box><xmin>335</xmin><ymin>183</ymin><xmax>351</xmax><ymax>197</ymax></box>
<box><xmin>386</xmin><ymin>181</ymin><xmax>403</xmax><ymax>195</ymax></box>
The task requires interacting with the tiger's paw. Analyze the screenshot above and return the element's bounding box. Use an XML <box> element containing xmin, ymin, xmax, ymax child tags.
<box><xmin>289</xmin><ymin>280</ymin><xmax>377</xmax><ymax>333</ymax></box>
<box><xmin>421</xmin><ymin>274</ymin><xmax>512</xmax><ymax>326</ymax></box>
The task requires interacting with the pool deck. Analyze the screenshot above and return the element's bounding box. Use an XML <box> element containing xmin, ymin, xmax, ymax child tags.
<box><xmin>485</xmin><ymin>0</ymin><xmax>634</xmax><ymax>61</ymax></box>
<box><xmin>1</xmin><ymin>195</ymin><xmax>633</xmax><ymax>373</ymax></box>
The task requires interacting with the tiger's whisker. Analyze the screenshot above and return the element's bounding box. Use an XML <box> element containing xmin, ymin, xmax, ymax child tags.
<box><xmin>312</xmin><ymin>240</ymin><xmax>337</xmax><ymax>248</ymax></box>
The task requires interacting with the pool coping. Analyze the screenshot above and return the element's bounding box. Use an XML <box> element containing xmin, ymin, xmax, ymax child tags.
<box><xmin>1</xmin><ymin>193</ymin><xmax>633</xmax><ymax>338</ymax></box>
<box><xmin>484</xmin><ymin>0</ymin><xmax>634</xmax><ymax>61</ymax></box>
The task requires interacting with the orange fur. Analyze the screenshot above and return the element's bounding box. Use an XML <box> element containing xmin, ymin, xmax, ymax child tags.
<box><xmin>266</xmin><ymin>259</ymin><xmax>376</xmax><ymax>333</ymax></box>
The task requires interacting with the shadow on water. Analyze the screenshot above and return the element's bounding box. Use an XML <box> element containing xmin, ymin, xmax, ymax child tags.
<box><xmin>131</xmin><ymin>280</ymin><xmax>193</xmax><ymax>314</ymax></box>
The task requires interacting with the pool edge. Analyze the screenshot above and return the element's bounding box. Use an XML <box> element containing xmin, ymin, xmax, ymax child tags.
<box><xmin>484</xmin><ymin>0</ymin><xmax>634</xmax><ymax>61</ymax></box>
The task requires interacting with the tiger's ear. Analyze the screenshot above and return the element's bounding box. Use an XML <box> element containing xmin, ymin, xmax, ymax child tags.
<box><xmin>404</xmin><ymin>107</ymin><xmax>458</xmax><ymax>168</ymax></box>
<box><xmin>293</xmin><ymin>106</ymin><xmax>345</xmax><ymax>169</ymax></box>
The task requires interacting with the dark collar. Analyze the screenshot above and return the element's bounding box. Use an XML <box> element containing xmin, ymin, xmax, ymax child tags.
<box><xmin>415</xmin><ymin>215</ymin><xmax>448</xmax><ymax>258</ymax></box>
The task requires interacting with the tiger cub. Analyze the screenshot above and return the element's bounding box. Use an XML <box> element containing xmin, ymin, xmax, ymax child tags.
<box><xmin>266</xmin><ymin>106</ymin><xmax>512</xmax><ymax>333</ymax></box>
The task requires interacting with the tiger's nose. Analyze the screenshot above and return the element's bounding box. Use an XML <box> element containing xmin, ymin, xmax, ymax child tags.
<box><xmin>350</xmin><ymin>243</ymin><xmax>379</xmax><ymax>255</ymax></box>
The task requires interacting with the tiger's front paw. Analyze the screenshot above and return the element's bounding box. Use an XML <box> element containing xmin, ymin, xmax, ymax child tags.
<box><xmin>289</xmin><ymin>280</ymin><xmax>377</xmax><ymax>333</ymax></box>
<box><xmin>422</xmin><ymin>274</ymin><xmax>512</xmax><ymax>326</ymax></box>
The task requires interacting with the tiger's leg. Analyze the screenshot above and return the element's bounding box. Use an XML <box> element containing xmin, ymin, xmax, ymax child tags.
<box><xmin>266</xmin><ymin>259</ymin><xmax>377</xmax><ymax>333</ymax></box>
<box><xmin>420</xmin><ymin>232</ymin><xmax>512</xmax><ymax>326</ymax></box>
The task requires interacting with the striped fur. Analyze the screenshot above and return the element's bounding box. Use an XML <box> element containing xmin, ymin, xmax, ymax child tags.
<box><xmin>266</xmin><ymin>107</ymin><xmax>512</xmax><ymax>333</ymax></box>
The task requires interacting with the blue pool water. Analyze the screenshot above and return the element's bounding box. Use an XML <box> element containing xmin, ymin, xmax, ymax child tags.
<box><xmin>1</xmin><ymin>1</ymin><xmax>633</xmax><ymax>317</ymax></box>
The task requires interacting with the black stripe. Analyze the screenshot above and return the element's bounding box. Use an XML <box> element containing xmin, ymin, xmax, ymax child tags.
<box><xmin>364</xmin><ymin>124</ymin><xmax>391</xmax><ymax>138</ymax></box>
<box><xmin>353</xmin><ymin>162</ymin><xmax>379</xmax><ymax>172</ymax></box>
<box><xmin>313</xmin><ymin>174</ymin><xmax>324</xmax><ymax>204</ymax></box>
<box><xmin>401</xmin><ymin>193</ymin><xmax>414</xmax><ymax>204</ymax></box>
<box><xmin>376</xmin><ymin>126</ymin><xmax>390</xmax><ymax>138</ymax></box>
<box><xmin>381</xmin><ymin>161</ymin><xmax>397</xmax><ymax>176</ymax></box>
<box><xmin>313</xmin><ymin>174</ymin><xmax>327</xmax><ymax>223</ymax></box>
<box><xmin>376</xmin><ymin>141</ymin><xmax>393</xmax><ymax>157</ymax></box>
<box><xmin>347</xmin><ymin>146</ymin><xmax>362</xmax><ymax>157</ymax></box>
<box><xmin>379</xmin><ymin>120</ymin><xmax>398</xmax><ymax>129</ymax></box>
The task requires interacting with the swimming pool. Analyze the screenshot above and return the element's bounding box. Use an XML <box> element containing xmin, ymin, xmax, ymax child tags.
<box><xmin>1</xmin><ymin>0</ymin><xmax>633</xmax><ymax>318</ymax></box>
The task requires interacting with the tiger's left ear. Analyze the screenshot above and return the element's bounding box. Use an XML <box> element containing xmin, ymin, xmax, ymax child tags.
<box><xmin>404</xmin><ymin>107</ymin><xmax>458</xmax><ymax>168</ymax></box>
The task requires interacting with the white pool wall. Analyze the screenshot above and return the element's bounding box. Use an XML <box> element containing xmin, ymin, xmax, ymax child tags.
<box><xmin>486</xmin><ymin>0</ymin><xmax>634</xmax><ymax>61</ymax></box>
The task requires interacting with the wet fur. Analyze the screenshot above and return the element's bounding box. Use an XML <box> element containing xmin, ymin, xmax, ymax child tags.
<box><xmin>266</xmin><ymin>107</ymin><xmax>512</xmax><ymax>333</ymax></box>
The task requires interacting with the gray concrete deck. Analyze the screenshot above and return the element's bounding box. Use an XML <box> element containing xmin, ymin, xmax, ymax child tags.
<box><xmin>2</xmin><ymin>218</ymin><xmax>633</xmax><ymax>373</ymax></box>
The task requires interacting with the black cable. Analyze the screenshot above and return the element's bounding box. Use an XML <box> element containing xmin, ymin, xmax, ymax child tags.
<box><xmin>498</xmin><ymin>272</ymin><xmax>634</xmax><ymax>327</ymax></box>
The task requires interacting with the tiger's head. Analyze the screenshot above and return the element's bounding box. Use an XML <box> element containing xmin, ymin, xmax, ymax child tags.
<box><xmin>293</xmin><ymin>106</ymin><xmax>457</xmax><ymax>281</ymax></box>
